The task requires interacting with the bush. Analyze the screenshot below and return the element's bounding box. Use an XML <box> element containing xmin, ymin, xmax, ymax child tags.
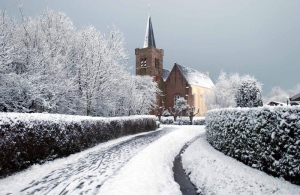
<box><xmin>159</xmin><ymin>117</ymin><xmax>205</xmax><ymax>125</ymax></box>
<box><xmin>0</xmin><ymin>113</ymin><xmax>157</xmax><ymax>178</ymax></box>
<box><xmin>235</xmin><ymin>80</ymin><xmax>263</xmax><ymax>107</ymax></box>
<box><xmin>206</xmin><ymin>106</ymin><xmax>300</xmax><ymax>185</ymax></box>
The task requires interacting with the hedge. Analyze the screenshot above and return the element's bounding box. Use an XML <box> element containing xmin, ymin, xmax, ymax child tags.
<box><xmin>0</xmin><ymin>113</ymin><xmax>157</xmax><ymax>178</ymax></box>
<box><xmin>206</xmin><ymin>106</ymin><xmax>300</xmax><ymax>185</ymax></box>
<box><xmin>160</xmin><ymin>117</ymin><xmax>205</xmax><ymax>125</ymax></box>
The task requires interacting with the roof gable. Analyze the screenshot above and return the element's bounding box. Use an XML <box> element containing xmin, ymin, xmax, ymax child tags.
<box><xmin>175</xmin><ymin>63</ymin><xmax>214</xmax><ymax>88</ymax></box>
<box><xmin>162</xmin><ymin>69</ymin><xmax>170</xmax><ymax>82</ymax></box>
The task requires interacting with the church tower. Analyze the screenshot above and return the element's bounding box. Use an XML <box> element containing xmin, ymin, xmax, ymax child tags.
<box><xmin>135</xmin><ymin>14</ymin><xmax>165</xmax><ymax>110</ymax></box>
<box><xmin>135</xmin><ymin>14</ymin><xmax>164</xmax><ymax>82</ymax></box>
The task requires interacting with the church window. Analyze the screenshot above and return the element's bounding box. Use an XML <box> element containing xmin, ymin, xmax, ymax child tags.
<box><xmin>155</xmin><ymin>58</ymin><xmax>159</xmax><ymax>69</ymax></box>
<box><xmin>174</xmin><ymin>93</ymin><xmax>181</xmax><ymax>106</ymax></box>
<box><xmin>141</xmin><ymin>58</ymin><xmax>147</xmax><ymax>68</ymax></box>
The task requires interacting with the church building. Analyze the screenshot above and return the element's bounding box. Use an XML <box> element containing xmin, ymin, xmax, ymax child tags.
<box><xmin>135</xmin><ymin>14</ymin><xmax>214</xmax><ymax>116</ymax></box>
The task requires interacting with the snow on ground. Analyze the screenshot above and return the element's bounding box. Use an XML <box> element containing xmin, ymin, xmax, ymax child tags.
<box><xmin>2</xmin><ymin>123</ymin><xmax>298</xmax><ymax>195</ymax></box>
<box><xmin>182</xmin><ymin>135</ymin><xmax>300</xmax><ymax>195</ymax></box>
<box><xmin>0</xmin><ymin>127</ymin><xmax>172</xmax><ymax>195</ymax></box>
<box><xmin>98</xmin><ymin>125</ymin><xmax>205</xmax><ymax>195</ymax></box>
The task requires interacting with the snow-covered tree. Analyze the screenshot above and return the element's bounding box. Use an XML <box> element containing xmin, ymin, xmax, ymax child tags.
<box><xmin>175</xmin><ymin>97</ymin><xmax>189</xmax><ymax>111</ymax></box>
<box><xmin>0</xmin><ymin>9</ymin><xmax>159</xmax><ymax>116</ymax></box>
<box><xmin>265</xmin><ymin>86</ymin><xmax>289</xmax><ymax>103</ymax></box>
<box><xmin>0</xmin><ymin>10</ymin><xmax>13</xmax><ymax>72</ymax></box>
<box><xmin>168</xmin><ymin>97</ymin><xmax>188</xmax><ymax>121</ymax></box>
<box><xmin>205</xmin><ymin>71</ymin><xmax>263</xmax><ymax>109</ymax></box>
<box><xmin>235</xmin><ymin>79</ymin><xmax>263</xmax><ymax>108</ymax></box>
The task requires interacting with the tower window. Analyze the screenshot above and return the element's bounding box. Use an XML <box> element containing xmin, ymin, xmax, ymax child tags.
<box><xmin>141</xmin><ymin>58</ymin><xmax>147</xmax><ymax>68</ymax></box>
<box><xmin>155</xmin><ymin>58</ymin><xmax>159</xmax><ymax>69</ymax></box>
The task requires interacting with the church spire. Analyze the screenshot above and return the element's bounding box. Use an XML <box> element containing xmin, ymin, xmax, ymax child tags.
<box><xmin>143</xmin><ymin>14</ymin><xmax>156</xmax><ymax>48</ymax></box>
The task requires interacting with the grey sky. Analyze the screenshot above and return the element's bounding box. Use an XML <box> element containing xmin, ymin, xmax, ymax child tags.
<box><xmin>1</xmin><ymin>0</ymin><xmax>300</xmax><ymax>95</ymax></box>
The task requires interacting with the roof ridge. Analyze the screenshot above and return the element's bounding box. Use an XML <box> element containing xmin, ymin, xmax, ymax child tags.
<box><xmin>175</xmin><ymin>63</ymin><xmax>214</xmax><ymax>88</ymax></box>
<box><xmin>177</xmin><ymin>63</ymin><xmax>206</xmax><ymax>75</ymax></box>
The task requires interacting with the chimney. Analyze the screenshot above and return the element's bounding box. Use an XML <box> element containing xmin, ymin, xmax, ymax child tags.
<box><xmin>206</xmin><ymin>71</ymin><xmax>209</xmax><ymax>77</ymax></box>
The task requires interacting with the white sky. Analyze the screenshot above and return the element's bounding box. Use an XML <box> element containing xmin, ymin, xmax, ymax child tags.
<box><xmin>1</xmin><ymin>0</ymin><xmax>300</xmax><ymax>95</ymax></box>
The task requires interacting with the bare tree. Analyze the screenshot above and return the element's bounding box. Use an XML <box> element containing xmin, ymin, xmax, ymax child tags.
<box><xmin>156</xmin><ymin>106</ymin><xmax>165</xmax><ymax>122</ymax></box>
<box><xmin>187</xmin><ymin>107</ymin><xmax>199</xmax><ymax>125</ymax></box>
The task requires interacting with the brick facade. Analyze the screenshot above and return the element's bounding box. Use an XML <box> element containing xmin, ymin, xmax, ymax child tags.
<box><xmin>164</xmin><ymin>64</ymin><xmax>190</xmax><ymax>109</ymax></box>
<box><xmin>135</xmin><ymin>46</ymin><xmax>164</xmax><ymax>82</ymax></box>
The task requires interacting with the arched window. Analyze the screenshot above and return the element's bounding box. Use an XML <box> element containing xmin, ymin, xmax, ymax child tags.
<box><xmin>174</xmin><ymin>93</ymin><xmax>182</xmax><ymax>106</ymax></box>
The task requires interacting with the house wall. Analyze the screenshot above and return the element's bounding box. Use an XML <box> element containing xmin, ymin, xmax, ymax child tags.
<box><xmin>164</xmin><ymin>64</ymin><xmax>212</xmax><ymax>116</ymax></box>
<box><xmin>190</xmin><ymin>84</ymin><xmax>211</xmax><ymax>116</ymax></box>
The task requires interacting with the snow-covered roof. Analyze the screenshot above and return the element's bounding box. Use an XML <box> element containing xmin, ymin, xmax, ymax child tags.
<box><xmin>290</xmin><ymin>92</ymin><xmax>300</xmax><ymax>101</ymax></box>
<box><xmin>162</xmin><ymin>69</ymin><xmax>170</xmax><ymax>82</ymax></box>
<box><xmin>176</xmin><ymin>64</ymin><xmax>214</xmax><ymax>88</ymax></box>
<box><xmin>267</xmin><ymin>101</ymin><xmax>285</xmax><ymax>106</ymax></box>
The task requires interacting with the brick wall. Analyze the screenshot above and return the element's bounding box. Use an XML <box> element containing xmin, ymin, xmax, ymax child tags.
<box><xmin>164</xmin><ymin>64</ymin><xmax>189</xmax><ymax>110</ymax></box>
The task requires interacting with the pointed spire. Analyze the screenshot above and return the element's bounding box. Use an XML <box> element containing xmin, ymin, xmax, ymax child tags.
<box><xmin>143</xmin><ymin>14</ymin><xmax>156</xmax><ymax>48</ymax></box>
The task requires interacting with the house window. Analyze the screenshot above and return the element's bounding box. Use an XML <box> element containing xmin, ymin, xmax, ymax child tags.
<box><xmin>174</xmin><ymin>93</ymin><xmax>181</xmax><ymax>106</ymax></box>
<box><xmin>141</xmin><ymin>58</ymin><xmax>146</xmax><ymax>68</ymax></box>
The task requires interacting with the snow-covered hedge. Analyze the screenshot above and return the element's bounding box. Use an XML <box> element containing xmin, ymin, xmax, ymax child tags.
<box><xmin>0</xmin><ymin>113</ymin><xmax>157</xmax><ymax>178</ymax></box>
<box><xmin>160</xmin><ymin>117</ymin><xmax>205</xmax><ymax>125</ymax></box>
<box><xmin>206</xmin><ymin>106</ymin><xmax>300</xmax><ymax>185</ymax></box>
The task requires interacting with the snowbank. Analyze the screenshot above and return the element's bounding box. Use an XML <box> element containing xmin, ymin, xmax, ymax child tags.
<box><xmin>0</xmin><ymin>112</ymin><xmax>157</xmax><ymax>178</ymax></box>
<box><xmin>206</xmin><ymin>106</ymin><xmax>300</xmax><ymax>185</ymax></box>
<box><xmin>98</xmin><ymin>125</ymin><xmax>205</xmax><ymax>195</ymax></box>
<box><xmin>182</xmin><ymin>135</ymin><xmax>300</xmax><ymax>195</ymax></box>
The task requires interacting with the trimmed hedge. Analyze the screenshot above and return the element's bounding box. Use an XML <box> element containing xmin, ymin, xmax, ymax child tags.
<box><xmin>0</xmin><ymin>113</ymin><xmax>157</xmax><ymax>178</ymax></box>
<box><xmin>160</xmin><ymin>117</ymin><xmax>205</xmax><ymax>125</ymax></box>
<box><xmin>206</xmin><ymin>106</ymin><xmax>300</xmax><ymax>185</ymax></box>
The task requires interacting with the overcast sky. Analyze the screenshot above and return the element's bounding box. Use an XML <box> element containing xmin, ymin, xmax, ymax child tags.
<box><xmin>1</xmin><ymin>0</ymin><xmax>300</xmax><ymax>95</ymax></box>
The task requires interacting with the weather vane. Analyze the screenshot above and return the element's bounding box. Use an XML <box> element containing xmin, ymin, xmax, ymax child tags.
<box><xmin>148</xmin><ymin>4</ymin><xmax>151</xmax><ymax>13</ymax></box>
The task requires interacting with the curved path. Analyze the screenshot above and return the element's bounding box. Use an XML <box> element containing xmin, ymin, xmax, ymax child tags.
<box><xmin>0</xmin><ymin>127</ymin><xmax>176</xmax><ymax>194</ymax></box>
<box><xmin>173</xmin><ymin>136</ymin><xmax>201</xmax><ymax>195</ymax></box>
<box><xmin>98</xmin><ymin>126</ymin><xmax>205</xmax><ymax>194</ymax></box>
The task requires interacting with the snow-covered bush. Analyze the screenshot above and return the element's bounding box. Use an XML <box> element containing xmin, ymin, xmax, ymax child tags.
<box><xmin>162</xmin><ymin>109</ymin><xmax>171</xmax><ymax>117</ymax></box>
<box><xmin>206</xmin><ymin>106</ymin><xmax>300</xmax><ymax>185</ymax></box>
<box><xmin>0</xmin><ymin>113</ymin><xmax>157</xmax><ymax>178</ymax></box>
<box><xmin>193</xmin><ymin>119</ymin><xmax>205</xmax><ymax>125</ymax></box>
<box><xmin>159</xmin><ymin>117</ymin><xmax>205</xmax><ymax>125</ymax></box>
<box><xmin>160</xmin><ymin>118</ymin><xmax>174</xmax><ymax>124</ymax></box>
<box><xmin>235</xmin><ymin>80</ymin><xmax>263</xmax><ymax>107</ymax></box>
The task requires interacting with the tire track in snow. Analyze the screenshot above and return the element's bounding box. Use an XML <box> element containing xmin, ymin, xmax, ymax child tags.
<box><xmin>15</xmin><ymin>127</ymin><xmax>173</xmax><ymax>195</ymax></box>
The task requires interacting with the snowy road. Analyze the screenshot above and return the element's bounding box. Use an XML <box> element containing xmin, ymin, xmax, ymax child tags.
<box><xmin>0</xmin><ymin>126</ymin><xmax>177</xmax><ymax>195</ymax></box>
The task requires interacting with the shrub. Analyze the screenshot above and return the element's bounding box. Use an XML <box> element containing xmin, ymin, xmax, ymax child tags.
<box><xmin>235</xmin><ymin>80</ymin><xmax>263</xmax><ymax>107</ymax></box>
<box><xmin>206</xmin><ymin>106</ymin><xmax>300</xmax><ymax>185</ymax></box>
<box><xmin>159</xmin><ymin>117</ymin><xmax>205</xmax><ymax>125</ymax></box>
<box><xmin>0</xmin><ymin>113</ymin><xmax>157</xmax><ymax>178</ymax></box>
